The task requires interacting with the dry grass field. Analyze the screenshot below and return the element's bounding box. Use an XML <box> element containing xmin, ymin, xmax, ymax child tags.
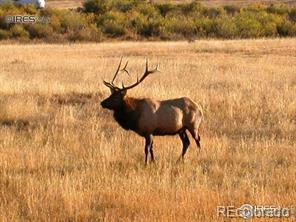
<box><xmin>47</xmin><ymin>0</ymin><xmax>82</xmax><ymax>8</ymax></box>
<box><xmin>0</xmin><ymin>39</ymin><xmax>296</xmax><ymax>221</ymax></box>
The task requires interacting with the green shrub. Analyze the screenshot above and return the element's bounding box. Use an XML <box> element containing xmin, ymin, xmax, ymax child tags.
<box><xmin>277</xmin><ymin>19</ymin><xmax>296</xmax><ymax>36</ymax></box>
<box><xmin>235</xmin><ymin>11</ymin><xmax>264</xmax><ymax>37</ymax></box>
<box><xmin>164</xmin><ymin>16</ymin><xmax>196</xmax><ymax>38</ymax></box>
<box><xmin>0</xmin><ymin>13</ymin><xmax>9</xmax><ymax>29</ymax></box>
<box><xmin>22</xmin><ymin>4</ymin><xmax>38</xmax><ymax>14</ymax></box>
<box><xmin>128</xmin><ymin>11</ymin><xmax>147</xmax><ymax>36</ymax></box>
<box><xmin>0</xmin><ymin>1</ymin><xmax>16</xmax><ymax>11</ymax></box>
<box><xmin>0</xmin><ymin>3</ymin><xmax>26</xmax><ymax>29</ymax></box>
<box><xmin>83</xmin><ymin>0</ymin><xmax>109</xmax><ymax>14</ymax></box>
<box><xmin>128</xmin><ymin>3</ymin><xmax>162</xmax><ymax>36</ymax></box>
<box><xmin>68</xmin><ymin>24</ymin><xmax>103</xmax><ymax>41</ymax></box>
<box><xmin>0</xmin><ymin>2</ymin><xmax>28</xmax><ymax>15</ymax></box>
<box><xmin>141</xmin><ymin>17</ymin><xmax>162</xmax><ymax>37</ymax></box>
<box><xmin>254</xmin><ymin>11</ymin><xmax>283</xmax><ymax>36</ymax></box>
<box><xmin>245</xmin><ymin>4</ymin><xmax>266</xmax><ymax>13</ymax></box>
<box><xmin>224</xmin><ymin>5</ymin><xmax>240</xmax><ymax>15</ymax></box>
<box><xmin>111</xmin><ymin>0</ymin><xmax>146</xmax><ymax>12</ymax></box>
<box><xmin>60</xmin><ymin>11</ymin><xmax>88</xmax><ymax>33</ymax></box>
<box><xmin>10</xmin><ymin>24</ymin><xmax>29</xmax><ymax>39</ymax></box>
<box><xmin>27</xmin><ymin>23</ymin><xmax>53</xmax><ymax>38</ymax></box>
<box><xmin>157</xmin><ymin>3</ymin><xmax>176</xmax><ymax>17</ymax></box>
<box><xmin>203</xmin><ymin>7</ymin><xmax>225</xmax><ymax>18</ymax></box>
<box><xmin>214</xmin><ymin>17</ymin><xmax>238</xmax><ymax>38</ymax></box>
<box><xmin>0</xmin><ymin>29</ymin><xmax>10</xmax><ymax>40</ymax></box>
<box><xmin>267</xmin><ymin>4</ymin><xmax>289</xmax><ymax>15</ymax></box>
<box><xmin>180</xmin><ymin>1</ymin><xmax>202</xmax><ymax>15</ymax></box>
<box><xmin>289</xmin><ymin>8</ymin><xmax>296</xmax><ymax>22</ymax></box>
<box><xmin>48</xmin><ymin>14</ymin><xmax>62</xmax><ymax>32</ymax></box>
<box><xmin>100</xmin><ymin>11</ymin><xmax>127</xmax><ymax>37</ymax></box>
<box><xmin>136</xmin><ymin>2</ymin><xmax>158</xmax><ymax>17</ymax></box>
<box><xmin>194</xmin><ymin>17</ymin><xmax>215</xmax><ymax>37</ymax></box>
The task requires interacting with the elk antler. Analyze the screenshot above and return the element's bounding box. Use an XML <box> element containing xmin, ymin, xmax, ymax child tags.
<box><xmin>103</xmin><ymin>58</ymin><xmax>159</xmax><ymax>92</ymax></box>
<box><xmin>120</xmin><ymin>59</ymin><xmax>159</xmax><ymax>91</ymax></box>
<box><xmin>103</xmin><ymin>57</ymin><xmax>129</xmax><ymax>91</ymax></box>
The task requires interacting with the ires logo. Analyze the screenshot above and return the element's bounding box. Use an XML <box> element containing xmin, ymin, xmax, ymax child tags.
<box><xmin>5</xmin><ymin>15</ymin><xmax>48</xmax><ymax>24</ymax></box>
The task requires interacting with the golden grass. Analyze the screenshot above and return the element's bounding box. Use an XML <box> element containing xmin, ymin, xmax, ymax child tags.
<box><xmin>0</xmin><ymin>39</ymin><xmax>295</xmax><ymax>221</ymax></box>
<box><xmin>47</xmin><ymin>0</ymin><xmax>82</xmax><ymax>9</ymax></box>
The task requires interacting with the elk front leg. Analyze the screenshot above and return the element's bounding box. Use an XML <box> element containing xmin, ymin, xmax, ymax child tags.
<box><xmin>150</xmin><ymin>139</ymin><xmax>154</xmax><ymax>162</ymax></box>
<box><xmin>144</xmin><ymin>135</ymin><xmax>153</xmax><ymax>164</ymax></box>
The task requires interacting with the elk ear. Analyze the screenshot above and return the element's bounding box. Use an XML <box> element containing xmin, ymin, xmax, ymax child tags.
<box><xmin>121</xmin><ymin>90</ymin><xmax>127</xmax><ymax>97</ymax></box>
<box><xmin>109</xmin><ymin>87</ymin><xmax>115</xmax><ymax>94</ymax></box>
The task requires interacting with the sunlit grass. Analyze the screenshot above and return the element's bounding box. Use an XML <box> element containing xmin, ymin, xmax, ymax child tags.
<box><xmin>0</xmin><ymin>39</ymin><xmax>295</xmax><ymax>221</ymax></box>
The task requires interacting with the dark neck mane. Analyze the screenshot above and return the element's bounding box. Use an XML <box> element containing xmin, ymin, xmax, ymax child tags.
<box><xmin>113</xmin><ymin>97</ymin><xmax>140</xmax><ymax>131</ymax></box>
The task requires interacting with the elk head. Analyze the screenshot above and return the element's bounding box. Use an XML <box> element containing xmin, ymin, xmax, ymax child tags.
<box><xmin>101</xmin><ymin>58</ymin><xmax>159</xmax><ymax>111</ymax></box>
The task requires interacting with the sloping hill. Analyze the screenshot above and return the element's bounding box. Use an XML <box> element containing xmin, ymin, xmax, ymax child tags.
<box><xmin>46</xmin><ymin>0</ymin><xmax>296</xmax><ymax>9</ymax></box>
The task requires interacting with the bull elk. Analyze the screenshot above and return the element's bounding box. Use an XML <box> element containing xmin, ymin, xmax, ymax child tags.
<box><xmin>101</xmin><ymin>58</ymin><xmax>203</xmax><ymax>164</ymax></box>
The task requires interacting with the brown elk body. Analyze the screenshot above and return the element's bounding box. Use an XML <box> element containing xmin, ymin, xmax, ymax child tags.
<box><xmin>101</xmin><ymin>59</ymin><xmax>203</xmax><ymax>164</ymax></box>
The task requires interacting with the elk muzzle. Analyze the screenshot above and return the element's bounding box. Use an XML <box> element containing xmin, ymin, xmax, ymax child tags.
<box><xmin>101</xmin><ymin>97</ymin><xmax>118</xmax><ymax>110</ymax></box>
<box><xmin>100</xmin><ymin>100</ymin><xmax>108</xmax><ymax>109</ymax></box>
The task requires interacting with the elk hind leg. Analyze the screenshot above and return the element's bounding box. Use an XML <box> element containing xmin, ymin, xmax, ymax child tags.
<box><xmin>177</xmin><ymin>130</ymin><xmax>190</xmax><ymax>162</ymax></box>
<box><xmin>189</xmin><ymin>128</ymin><xmax>201</xmax><ymax>151</ymax></box>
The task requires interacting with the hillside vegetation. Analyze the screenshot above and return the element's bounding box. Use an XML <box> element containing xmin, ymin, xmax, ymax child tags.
<box><xmin>1</xmin><ymin>0</ymin><xmax>296</xmax><ymax>42</ymax></box>
<box><xmin>0</xmin><ymin>39</ymin><xmax>295</xmax><ymax>221</ymax></box>
<box><xmin>46</xmin><ymin>0</ymin><xmax>296</xmax><ymax>8</ymax></box>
